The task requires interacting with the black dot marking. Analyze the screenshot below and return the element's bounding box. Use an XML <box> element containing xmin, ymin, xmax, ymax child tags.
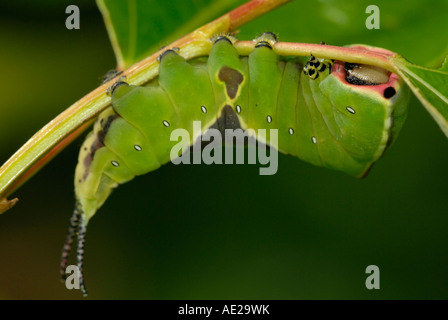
<box><xmin>267</xmin><ymin>115</ymin><xmax>272</xmax><ymax>123</ymax></box>
<box><xmin>163</xmin><ymin>120</ymin><xmax>170</xmax><ymax>127</ymax></box>
<box><xmin>308</xmin><ymin>69</ymin><xmax>315</xmax><ymax>76</ymax></box>
<box><xmin>78</xmin><ymin>179</ymin><xmax>82</xmax><ymax>183</ymax></box>
<box><xmin>384</xmin><ymin>87</ymin><xmax>396</xmax><ymax>99</ymax></box>
<box><xmin>83</xmin><ymin>147</ymin><xmax>87</xmax><ymax>151</ymax></box>
<box><xmin>134</xmin><ymin>145</ymin><xmax>142</xmax><ymax>151</ymax></box>
<box><xmin>346</xmin><ymin>106</ymin><xmax>356</xmax><ymax>114</ymax></box>
<box><xmin>236</xmin><ymin>105</ymin><xmax>241</xmax><ymax>114</ymax></box>
<box><xmin>288</xmin><ymin>128</ymin><xmax>294</xmax><ymax>135</ymax></box>
<box><xmin>201</xmin><ymin>105</ymin><xmax>207</xmax><ymax>113</ymax></box>
<box><xmin>111</xmin><ymin>160</ymin><xmax>119</xmax><ymax>167</ymax></box>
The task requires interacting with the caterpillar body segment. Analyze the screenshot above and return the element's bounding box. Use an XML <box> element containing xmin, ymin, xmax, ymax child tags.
<box><xmin>75</xmin><ymin>37</ymin><xmax>409</xmax><ymax>223</ymax></box>
<box><xmin>66</xmin><ymin>36</ymin><xmax>409</xmax><ymax>294</ymax></box>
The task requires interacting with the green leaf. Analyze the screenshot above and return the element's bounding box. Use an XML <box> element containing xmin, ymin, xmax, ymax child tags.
<box><xmin>96</xmin><ymin>0</ymin><xmax>244</xmax><ymax>69</ymax></box>
<box><xmin>392</xmin><ymin>55</ymin><xmax>448</xmax><ymax>138</ymax></box>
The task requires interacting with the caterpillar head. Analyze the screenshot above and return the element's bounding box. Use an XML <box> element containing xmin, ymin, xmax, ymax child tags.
<box><xmin>315</xmin><ymin>45</ymin><xmax>410</xmax><ymax>177</ymax></box>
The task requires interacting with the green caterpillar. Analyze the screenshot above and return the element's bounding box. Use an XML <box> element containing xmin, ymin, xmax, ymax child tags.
<box><xmin>60</xmin><ymin>33</ymin><xmax>409</xmax><ymax>295</ymax></box>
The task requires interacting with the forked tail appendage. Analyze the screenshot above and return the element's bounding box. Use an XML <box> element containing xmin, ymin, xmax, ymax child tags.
<box><xmin>60</xmin><ymin>202</ymin><xmax>88</xmax><ymax>296</ymax></box>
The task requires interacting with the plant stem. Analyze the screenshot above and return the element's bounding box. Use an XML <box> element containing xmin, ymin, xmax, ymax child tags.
<box><xmin>0</xmin><ymin>0</ymin><xmax>291</xmax><ymax>214</ymax></box>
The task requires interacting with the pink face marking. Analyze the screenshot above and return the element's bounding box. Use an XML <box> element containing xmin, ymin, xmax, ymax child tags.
<box><xmin>332</xmin><ymin>61</ymin><xmax>400</xmax><ymax>99</ymax></box>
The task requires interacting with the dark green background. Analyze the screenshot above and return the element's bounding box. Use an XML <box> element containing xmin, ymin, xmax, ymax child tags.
<box><xmin>0</xmin><ymin>0</ymin><xmax>447</xmax><ymax>299</ymax></box>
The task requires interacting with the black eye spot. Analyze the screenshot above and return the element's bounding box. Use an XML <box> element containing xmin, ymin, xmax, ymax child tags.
<box><xmin>384</xmin><ymin>87</ymin><xmax>396</xmax><ymax>99</ymax></box>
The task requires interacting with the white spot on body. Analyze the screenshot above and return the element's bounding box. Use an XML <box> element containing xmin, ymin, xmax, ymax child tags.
<box><xmin>201</xmin><ymin>105</ymin><xmax>207</xmax><ymax>113</ymax></box>
<box><xmin>312</xmin><ymin>136</ymin><xmax>317</xmax><ymax>144</ymax></box>
<box><xmin>267</xmin><ymin>115</ymin><xmax>272</xmax><ymax>123</ymax></box>
<box><xmin>288</xmin><ymin>128</ymin><xmax>294</xmax><ymax>135</ymax></box>
<box><xmin>236</xmin><ymin>105</ymin><xmax>241</xmax><ymax>114</ymax></box>
<box><xmin>111</xmin><ymin>160</ymin><xmax>119</xmax><ymax>167</ymax></box>
<box><xmin>163</xmin><ymin>120</ymin><xmax>170</xmax><ymax>127</ymax></box>
<box><xmin>134</xmin><ymin>145</ymin><xmax>142</xmax><ymax>151</ymax></box>
<box><xmin>346</xmin><ymin>106</ymin><xmax>356</xmax><ymax>114</ymax></box>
